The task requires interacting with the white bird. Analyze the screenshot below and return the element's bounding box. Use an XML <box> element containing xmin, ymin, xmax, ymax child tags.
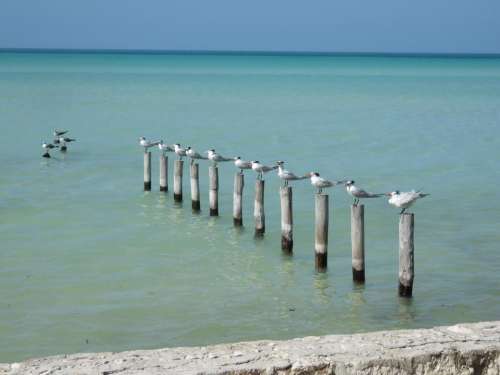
<box><xmin>252</xmin><ymin>161</ymin><xmax>278</xmax><ymax>180</ymax></box>
<box><xmin>234</xmin><ymin>156</ymin><xmax>252</xmax><ymax>174</ymax></box>
<box><xmin>345</xmin><ymin>180</ymin><xmax>384</xmax><ymax>205</ymax></box>
<box><xmin>386</xmin><ymin>190</ymin><xmax>430</xmax><ymax>214</ymax></box>
<box><xmin>58</xmin><ymin>137</ymin><xmax>76</xmax><ymax>152</ymax></box>
<box><xmin>173</xmin><ymin>143</ymin><xmax>187</xmax><ymax>159</ymax></box>
<box><xmin>186</xmin><ymin>147</ymin><xmax>207</xmax><ymax>164</ymax></box>
<box><xmin>206</xmin><ymin>149</ymin><xmax>232</xmax><ymax>166</ymax></box>
<box><xmin>276</xmin><ymin>161</ymin><xmax>308</xmax><ymax>186</ymax></box>
<box><xmin>42</xmin><ymin>142</ymin><xmax>58</xmax><ymax>158</ymax></box>
<box><xmin>309</xmin><ymin>172</ymin><xmax>345</xmax><ymax>194</ymax></box>
<box><xmin>139</xmin><ymin>137</ymin><xmax>160</xmax><ymax>151</ymax></box>
<box><xmin>53</xmin><ymin>130</ymin><xmax>68</xmax><ymax>137</ymax></box>
<box><xmin>158</xmin><ymin>140</ymin><xmax>174</xmax><ymax>153</ymax></box>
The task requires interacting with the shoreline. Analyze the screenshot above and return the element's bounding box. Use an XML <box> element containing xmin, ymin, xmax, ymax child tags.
<box><xmin>2</xmin><ymin>321</ymin><xmax>499</xmax><ymax>374</ymax></box>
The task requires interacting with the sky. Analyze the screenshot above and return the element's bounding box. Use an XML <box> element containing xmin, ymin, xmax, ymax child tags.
<box><xmin>1</xmin><ymin>0</ymin><xmax>499</xmax><ymax>54</ymax></box>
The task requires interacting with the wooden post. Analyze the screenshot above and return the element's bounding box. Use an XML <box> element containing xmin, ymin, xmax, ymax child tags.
<box><xmin>173</xmin><ymin>160</ymin><xmax>183</xmax><ymax>202</ymax></box>
<box><xmin>399</xmin><ymin>213</ymin><xmax>414</xmax><ymax>297</ymax></box>
<box><xmin>351</xmin><ymin>204</ymin><xmax>365</xmax><ymax>283</ymax></box>
<box><xmin>209</xmin><ymin>166</ymin><xmax>219</xmax><ymax>216</ymax></box>
<box><xmin>280</xmin><ymin>186</ymin><xmax>293</xmax><ymax>253</ymax></box>
<box><xmin>254</xmin><ymin>180</ymin><xmax>265</xmax><ymax>236</ymax></box>
<box><xmin>159</xmin><ymin>154</ymin><xmax>168</xmax><ymax>192</ymax></box>
<box><xmin>190</xmin><ymin>163</ymin><xmax>200</xmax><ymax>211</ymax></box>
<box><xmin>144</xmin><ymin>151</ymin><xmax>151</xmax><ymax>191</ymax></box>
<box><xmin>233</xmin><ymin>173</ymin><xmax>244</xmax><ymax>226</ymax></box>
<box><xmin>315</xmin><ymin>194</ymin><xmax>329</xmax><ymax>271</ymax></box>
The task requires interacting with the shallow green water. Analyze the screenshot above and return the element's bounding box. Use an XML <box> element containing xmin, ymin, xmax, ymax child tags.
<box><xmin>0</xmin><ymin>52</ymin><xmax>499</xmax><ymax>362</ymax></box>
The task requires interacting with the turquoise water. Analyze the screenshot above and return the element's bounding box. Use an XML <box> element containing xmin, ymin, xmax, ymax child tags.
<box><xmin>1</xmin><ymin>52</ymin><xmax>499</xmax><ymax>362</ymax></box>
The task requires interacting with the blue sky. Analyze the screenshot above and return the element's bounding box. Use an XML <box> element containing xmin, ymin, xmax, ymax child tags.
<box><xmin>1</xmin><ymin>0</ymin><xmax>499</xmax><ymax>53</ymax></box>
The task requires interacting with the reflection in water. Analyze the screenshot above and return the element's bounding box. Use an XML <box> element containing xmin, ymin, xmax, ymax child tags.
<box><xmin>279</xmin><ymin>257</ymin><xmax>295</xmax><ymax>288</ymax></box>
<box><xmin>397</xmin><ymin>297</ymin><xmax>417</xmax><ymax>324</ymax></box>
<box><xmin>313</xmin><ymin>273</ymin><xmax>332</xmax><ymax>305</ymax></box>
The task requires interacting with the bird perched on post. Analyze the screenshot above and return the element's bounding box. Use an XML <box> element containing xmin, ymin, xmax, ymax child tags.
<box><xmin>276</xmin><ymin>161</ymin><xmax>308</xmax><ymax>186</ymax></box>
<box><xmin>139</xmin><ymin>137</ymin><xmax>160</xmax><ymax>152</ymax></box>
<box><xmin>42</xmin><ymin>142</ymin><xmax>58</xmax><ymax>158</ymax></box>
<box><xmin>309</xmin><ymin>172</ymin><xmax>345</xmax><ymax>194</ymax></box>
<box><xmin>173</xmin><ymin>144</ymin><xmax>187</xmax><ymax>159</ymax></box>
<box><xmin>158</xmin><ymin>140</ymin><xmax>174</xmax><ymax>154</ymax></box>
<box><xmin>251</xmin><ymin>161</ymin><xmax>278</xmax><ymax>180</ymax></box>
<box><xmin>234</xmin><ymin>156</ymin><xmax>252</xmax><ymax>174</ymax></box>
<box><xmin>344</xmin><ymin>180</ymin><xmax>384</xmax><ymax>205</ymax></box>
<box><xmin>385</xmin><ymin>190</ymin><xmax>429</xmax><ymax>214</ymax></box>
<box><xmin>206</xmin><ymin>149</ymin><xmax>232</xmax><ymax>166</ymax></box>
<box><xmin>186</xmin><ymin>147</ymin><xmax>207</xmax><ymax>165</ymax></box>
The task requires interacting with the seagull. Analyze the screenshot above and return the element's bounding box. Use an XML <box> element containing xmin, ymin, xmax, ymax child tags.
<box><xmin>53</xmin><ymin>130</ymin><xmax>68</xmax><ymax>137</ymax></box>
<box><xmin>251</xmin><ymin>161</ymin><xmax>278</xmax><ymax>180</ymax></box>
<box><xmin>186</xmin><ymin>147</ymin><xmax>207</xmax><ymax>165</ymax></box>
<box><xmin>139</xmin><ymin>137</ymin><xmax>160</xmax><ymax>151</ymax></box>
<box><xmin>276</xmin><ymin>161</ymin><xmax>308</xmax><ymax>186</ymax></box>
<box><xmin>234</xmin><ymin>156</ymin><xmax>253</xmax><ymax>174</ymax></box>
<box><xmin>385</xmin><ymin>190</ymin><xmax>430</xmax><ymax>214</ymax></box>
<box><xmin>309</xmin><ymin>172</ymin><xmax>346</xmax><ymax>194</ymax></box>
<box><xmin>206</xmin><ymin>149</ymin><xmax>232</xmax><ymax>166</ymax></box>
<box><xmin>158</xmin><ymin>140</ymin><xmax>174</xmax><ymax>153</ymax></box>
<box><xmin>344</xmin><ymin>180</ymin><xmax>384</xmax><ymax>205</ymax></box>
<box><xmin>42</xmin><ymin>142</ymin><xmax>58</xmax><ymax>158</ymax></box>
<box><xmin>173</xmin><ymin>143</ymin><xmax>187</xmax><ymax>159</ymax></box>
<box><xmin>58</xmin><ymin>137</ymin><xmax>76</xmax><ymax>152</ymax></box>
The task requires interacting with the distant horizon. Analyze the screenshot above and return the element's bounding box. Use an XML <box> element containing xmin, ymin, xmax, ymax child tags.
<box><xmin>2</xmin><ymin>47</ymin><xmax>500</xmax><ymax>58</ymax></box>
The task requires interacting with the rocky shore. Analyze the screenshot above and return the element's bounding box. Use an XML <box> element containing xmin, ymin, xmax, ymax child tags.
<box><xmin>1</xmin><ymin>321</ymin><xmax>499</xmax><ymax>374</ymax></box>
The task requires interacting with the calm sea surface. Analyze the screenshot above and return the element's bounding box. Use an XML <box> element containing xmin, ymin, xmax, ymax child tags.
<box><xmin>1</xmin><ymin>52</ymin><xmax>499</xmax><ymax>362</ymax></box>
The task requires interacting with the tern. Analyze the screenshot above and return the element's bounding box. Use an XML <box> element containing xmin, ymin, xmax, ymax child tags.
<box><xmin>234</xmin><ymin>156</ymin><xmax>252</xmax><ymax>174</ymax></box>
<box><xmin>206</xmin><ymin>149</ymin><xmax>232</xmax><ymax>166</ymax></box>
<box><xmin>309</xmin><ymin>172</ymin><xmax>345</xmax><ymax>194</ymax></box>
<box><xmin>139</xmin><ymin>137</ymin><xmax>160</xmax><ymax>151</ymax></box>
<box><xmin>53</xmin><ymin>130</ymin><xmax>68</xmax><ymax>137</ymax></box>
<box><xmin>251</xmin><ymin>161</ymin><xmax>278</xmax><ymax>180</ymax></box>
<box><xmin>173</xmin><ymin>143</ymin><xmax>187</xmax><ymax>159</ymax></box>
<box><xmin>385</xmin><ymin>190</ymin><xmax>429</xmax><ymax>214</ymax></box>
<box><xmin>58</xmin><ymin>137</ymin><xmax>76</xmax><ymax>152</ymax></box>
<box><xmin>276</xmin><ymin>161</ymin><xmax>308</xmax><ymax>186</ymax></box>
<box><xmin>158</xmin><ymin>140</ymin><xmax>174</xmax><ymax>153</ymax></box>
<box><xmin>345</xmin><ymin>180</ymin><xmax>384</xmax><ymax>205</ymax></box>
<box><xmin>42</xmin><ymin>142</ymin><xmax>58</xmax><ymax>158</ymax></box>
<box><xmin>186</xmin><ymin>147</ymin><xmax>207</xmax><ymax>165</ymax></box>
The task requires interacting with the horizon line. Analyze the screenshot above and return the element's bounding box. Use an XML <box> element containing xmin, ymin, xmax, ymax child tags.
<box><xmin>1</xmin><ymin>47</ymin><xmax>500</xmax><ymax>58</ymax></box>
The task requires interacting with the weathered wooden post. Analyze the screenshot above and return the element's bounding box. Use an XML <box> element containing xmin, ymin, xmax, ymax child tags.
<box><xmin>209</xmin><ymin>166</ymin><xmax>219</xmax><ymax>216</ymax></box>
<box><xmin>351</xmin><ymin>204</ymin><xmax>365</xmax><ymax>282</ymax></box>
<box><xmin>315</xmin><ymin>194</ymin><xmax>328</xmax><ymax>271</ymax></box>
<box><xmin>233</xmin><ymin>173</ymin><xmax>244</xmax><ymax>226</ymax></box>
<box><xmin>280</xmin><ymin>186</ymin><xmax>293</xmax><ymax>253</ymax></box>
<box><xmin>190</xmin><ymin>163</ymin><xmax>200</xmax><ymax>211</ymax></box>
<box><xmin>173</xmin><ymin>160</ymin><xmax>183</xmax><ymax>202</ymax></box>
<box><xmin>399</xmin><ymin>213</ymin><xmax>414</xmax><ymax>297</ymax></box>
<box><xmin>159</xmin><ymin>154</ymin><xmax>168</xmax><ymax>192</ymax></box>
<box><xmin>144</xmin><ymin>151</ymin><xmax>151</xmax><ymax>191</ymax></box>
<box><xmin>254</xmin><ymin>180</ymin><xmax>265</xmax><ymax>236</ymax></box>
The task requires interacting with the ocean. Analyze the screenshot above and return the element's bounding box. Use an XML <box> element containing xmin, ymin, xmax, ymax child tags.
<box><xmin>0</xmin><ymin>51</ymin><xmax>499</xmax><ymax>362</ymax></box>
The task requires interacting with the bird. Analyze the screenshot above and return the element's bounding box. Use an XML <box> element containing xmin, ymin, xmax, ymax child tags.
<box><xmin>42</xmin><ymin>142</ymin><xmax>58</xmax><ymax>158</ymax></box>
<box><xmin>386</xmin><ymin>190</ymin><xmax>430</xmax><ymax>214</ymax></box>
<box><xmin>173</xmin><ymin>143</ymin><xmax>187</xmax><ymax>159</ymax></box>
<box><xmin>206</xmin><ymin>149</ymin><xmax>232</xmax><ymax>166</ymax></box>
<box><xmin>158</xmin><ymin>140</ymin><xmax>174</xmax><ymax>153</ymax></box>
<box><xmin>186</xmin><ymin>147</ymin><xmax>207</xmax><ymax>164</ymax></box>
<box><xmin>344</xmin><ymin>180</ymin><xmax>384</xmax><ymax>205</ymax></box>
<box><xmin>234</xmin><ymin>156</ymin><xmax>252</xmax><ymax>174</ymax></box>
<box><xmin>53</xmin><ymin>130</ymin><xmax>68</xmax><ymax>137</ymax></box>
<box><xmin>276</xmin><ymin>161</ymin><xmax>308</xmax><ymax>186</ymax></box>
<box><xmin>58</xmin><ymin>137</ymin><xmax>76</xmax><ymax>152</ymax></box>
<box><xmin>139</xmin><ymin>137</ymin><xmax>160</xmax><ymax>151</ymax></box>
<box><xmin>309</xmin><ymin>172</ymin><xmax>345</xmax><ymax>194</ymax></box>
<box><xmin>251</xmin><ymin>161</ymin><xmax>278</xmax><ymax>180</ymax></box>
